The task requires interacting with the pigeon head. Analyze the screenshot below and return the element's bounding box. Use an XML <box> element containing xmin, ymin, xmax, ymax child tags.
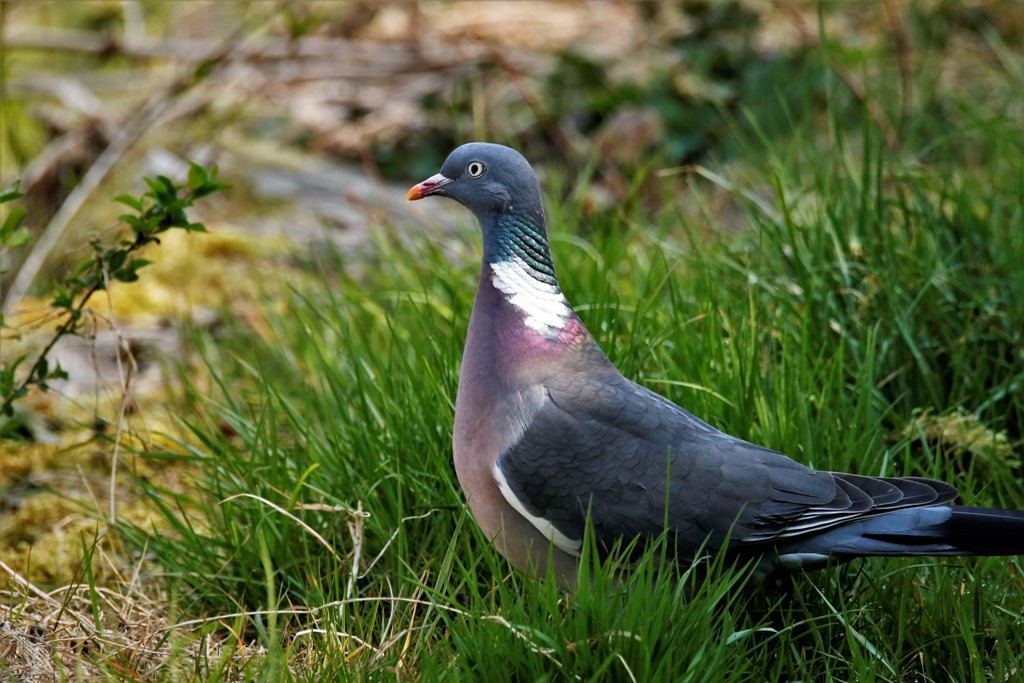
<box><xmin>409</xmin><ymin>143</ymin><xmax>577</xmax><ymax>341</ymax></box>
<box><xmin>407</xmin><ymin>142</ymin><xmax>544</xmax><ymax>222</ymax></box>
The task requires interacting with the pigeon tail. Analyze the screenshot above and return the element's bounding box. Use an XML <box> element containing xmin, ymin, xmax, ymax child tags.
<box><xmin>777</xmin><ymin>505</ymin><xmax>1024</xmax><ymax>560</ymax></box>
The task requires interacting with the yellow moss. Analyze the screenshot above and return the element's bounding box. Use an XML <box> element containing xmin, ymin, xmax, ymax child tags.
<box><xmin>0</xmin><ymin>487</ymin><xmax>178</xmax><ymax>592</ymax></box>
<box><xmin>101</xmin><ymin>225</ymin><xmax>295</xmax><ymax>323</ymax></box>
<box><xmin>0</xmin><ymin>494</ymin><xmax>101</xmax><ymax>587</ymax></box>
<box><xmin>0</xmin><ymin>220</ymin><xmax>296</xmax><ymax>594</ymax></box>
<box><xmin>902</xmin><ymin>410</ymin><xmax>1019</xmax><ymax>468</ymax></box>
<box><xmin>0</xmin><ymin>442</ymin><xmax>65</xmax><ymax>487</ymax></box>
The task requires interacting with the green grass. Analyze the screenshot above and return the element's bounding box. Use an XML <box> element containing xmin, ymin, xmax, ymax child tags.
<box><xmin>106</xmin><ymin>50</ymin><xmax>1024</xmax><ymax>683</ymax></box>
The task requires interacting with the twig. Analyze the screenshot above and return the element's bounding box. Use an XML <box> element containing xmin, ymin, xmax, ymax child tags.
<box><xmin>103</xmin><ymin>264</ymin><xmax>137</xmax><ymax>524</ymax></box>
<box><xmin>0</xmin><ymin>277</ymin><xmax>106</xmax><ymax>416</ymax></box>
<box><xmin>153</xmin><ymin>597</ymin><xmax>468</xmax><ymax>636</ymax></box>
<box><xmin>345</xmin><ymin>500</ymin><xmax>368</xmax><ymax>612</ymax></box>
<box><xmin>883</xmin><ymin>0</ymin><xmax>912</xmax><ymax>141</ymax></box>
<box><xmin>359</xmin><ymin>510</ymin><xmax>439</xmax><ymax>579</ymax></box>
<box><xmin>291</xmin><ymin>627</ymin><xmax>380</xmax><ymax>654</ymax></box>
<box><xmin>0</xmin><ymin>560</ymin><xmax>65</xmax><ymax>607</ymax></box>
<box><xmin>2</xmin><ymin>28</ymin><xmax>220</xmax><ymax>61</ymax></box>
<box><xmin>485</xmin><ymin>45</ymin><xmax>574</xmax><ymax>171</ymax></box>
<box><xmin>220</xmin><ymin>494</ymin><xmax>343</xmax><ymax>563</ymax></box>
<box><xmin>2</xmin><ymin>28</ymin><xmax>459</xmax><ymax>74</ymax></box>
<box><xmin>18</xmin><ymin>131</ymin><xmax>97</xmax><ymax>193</ymax></box>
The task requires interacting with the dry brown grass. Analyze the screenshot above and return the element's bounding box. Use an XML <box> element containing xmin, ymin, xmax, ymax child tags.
<box><xmin>1</xmin><ymin>557</ymin><xmax>270</xmax><ymax>681</ymax></box>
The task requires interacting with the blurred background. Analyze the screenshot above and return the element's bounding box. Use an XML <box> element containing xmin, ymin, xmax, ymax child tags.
<box><xmin>5</xmin><ymin>0</ymin><xmax>1020</xmax><ymax>262</ymax></box>
<box><xmin>5</xmin><ymin>0</ymin><xmax>1021</xmax><ymax>387</ymax></box>
<box><xmin>4</xmin><ymin>0</ymin><xmax>1022</xmax><ymax>281</ymax></box>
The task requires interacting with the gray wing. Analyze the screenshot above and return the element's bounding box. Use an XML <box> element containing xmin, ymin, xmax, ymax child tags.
<box><xmin>496</xmin><ymin>368</ymin><xmax>958</xmax><ymax>559</ymax></box>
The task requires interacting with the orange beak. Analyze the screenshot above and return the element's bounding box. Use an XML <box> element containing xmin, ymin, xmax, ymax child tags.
<box><xmin>407</xmin><ymin>173</ymin><xmax>454</xmax><ymax>201</ymax></box>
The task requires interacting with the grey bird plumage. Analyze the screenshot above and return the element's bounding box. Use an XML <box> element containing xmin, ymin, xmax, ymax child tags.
<box><xmin>408</xmin><ymin>142</ymin><xmax>1024</xmax><ymax>589</ymax></box>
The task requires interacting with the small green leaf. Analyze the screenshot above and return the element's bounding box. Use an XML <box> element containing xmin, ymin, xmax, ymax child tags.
<box><xmin>50</xmin><ymin>363</ymin><xmax>69</xmax><ymax>381</ymax></box>
<box><xmin>71</xmin><ymin>258</ymin><xmax>97</xmax><ymax>279</ymax></box>
<box><xmin>121</xmin><ymin>214</ymin><xmax>147</xmax><ymax>231</ymax></box>
<box><xmin>191</xmin><ymin>182</ymin><xmax>230</xmax><ymax>199</ymax></box>
<box><xmin>114</xmin><ymin>194</ymin><xmax>145</xmax><ymax>212</ymax></box>
<box><xmin>72</xmin><ymin>272</ymin><xmax>101</xmax><ymax>289</ymax></box>
<box><xmin>108</xmin><ymin>250</ymin><xmax>127</xmax><ymax>272</ymax></box>
<box><xmin>4</xmin><ymin>227</ymin><xmax>31</xmax><ymax>249</ymax></box>
<box><xmin>156</xmin><ymin>175</ymin><xmax>178</xmax><ymax>196</ymax></box>
<box><xmin>187</xmin><ymin>162</ymin><xmax>207</xmax><ymax>190</ymax></box>
<box><xmin>143</xmin><ymin>176</ymin><xmax>163</xmax><ymax>195</ymax></box>
<box><xmin>113</xmin><ymin>257</ymin><xmax>152</xmax><ymax>282</ymax></box>
<box><xmin>0</xmin><ymin>180</ymin><xmax>23</xmax><ymax>204</ymax></box>
<box><xmin>2</xmin><ymin>206</ymin><xmax>27</xmax><ymax>239</ymax></box>
<box><xmin>0</xmin><ymin>357</ymin><xmax>25</xmax><ymax>391</ymax></box>
<box><xmin>51</xmin><ymin>289</ymin><xmax>73</xmax><ymax>309</ymax></box>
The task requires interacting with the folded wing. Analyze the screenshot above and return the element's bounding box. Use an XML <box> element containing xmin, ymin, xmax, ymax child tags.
<box><xmin>495</xmin><ymin>368</ymin><xmax>960</xmax><ymax>561</ymax></box>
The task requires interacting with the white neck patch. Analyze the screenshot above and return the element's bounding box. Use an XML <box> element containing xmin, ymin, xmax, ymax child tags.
<box><xmin>490</xmin><ymin>256</ymin><xmax>572</xmax><ymax>338</ymax></box>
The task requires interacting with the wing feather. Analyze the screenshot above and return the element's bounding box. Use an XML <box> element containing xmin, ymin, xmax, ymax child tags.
<box><xmin>496</xmin><ymin>368</ymin><xmax>958</xmax><ymax>558</ymax></box>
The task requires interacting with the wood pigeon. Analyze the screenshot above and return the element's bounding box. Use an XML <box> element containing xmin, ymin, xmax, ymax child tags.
<box><xmin>408</xmin><ymin>142</ymin><xmax>1024</xmax><ymax>589</ymax></box>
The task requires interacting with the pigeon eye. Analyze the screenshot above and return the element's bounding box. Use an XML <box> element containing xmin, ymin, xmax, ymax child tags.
<box><xmin>467</xmin><ymin>161</ymin><xmax>486</xmax><ymax>178</ymax></box>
